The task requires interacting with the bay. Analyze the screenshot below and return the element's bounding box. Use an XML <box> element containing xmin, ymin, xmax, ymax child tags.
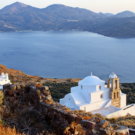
<box><xmin>0</xmin><ymin>31</ymin><xmax>135</xmax><ymax>82</ymax></box>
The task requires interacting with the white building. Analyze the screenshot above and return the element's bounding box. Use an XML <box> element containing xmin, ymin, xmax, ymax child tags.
<box><xmin>60</xmin><ymin>73</ymin><xmax>135</xmax><ymax>118</ymax></box>
<box><xmin>0</xmin><ymin>73</ymin><xmax>11</xmax><ymax>90</ymax></box>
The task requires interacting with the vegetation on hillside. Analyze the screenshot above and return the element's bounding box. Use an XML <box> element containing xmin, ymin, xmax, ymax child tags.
<box><xmin>44</xmin><ymin>81</ymin><xmax>77</xmax><ymax>101</ymax></box>
<box><xmin>0</xmin><ymin>125</ymin><xmax>24</xmax><ymax>135</ymax></box>
<box><xmin>121</xmin><ymin>83</ymin><xmax>135</xmax><ymax>104</ymax></box>
<box><xmin>109</xmin><ymin>116</ymin><xmax>135</xmax><ymax>128</ymax></box>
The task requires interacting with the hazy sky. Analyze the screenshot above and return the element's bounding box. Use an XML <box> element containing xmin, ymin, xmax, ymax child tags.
<box><xmin>0</xmin><ymin>0</ymin><xmax>135</xmax><ymax>13</ymax></box>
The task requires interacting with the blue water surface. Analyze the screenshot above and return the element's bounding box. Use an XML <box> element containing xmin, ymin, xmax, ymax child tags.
<box><xmin>0</xmin><ymin>31</ymin><xmax>134</xmax><ymax>82</ymax></box>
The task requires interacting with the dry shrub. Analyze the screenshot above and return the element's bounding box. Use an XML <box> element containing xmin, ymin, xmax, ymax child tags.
<box><xmin>108</xmin><ymin>116</ymin><xmax>135</xmax><ymax>128</ymax></box>
<box><xmin>0</xmin><ymin>91</ymin><xmax>4</xmax><ymax>105</ymax></box>
<box><xmin>0</xmin><ymin>125</ymin><xmax>24</xmax><ymax>135</ymax></box>
<box><xmin>64</xmin><ymin>122</ymin><xmax>85</xmax><ymax>135</ymax></box>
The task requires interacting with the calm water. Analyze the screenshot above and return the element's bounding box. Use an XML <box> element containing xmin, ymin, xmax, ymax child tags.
<box><xmin>0</xmin><ymin>31</ymin><xmax>135</xmax><ymax>82</ymax></box>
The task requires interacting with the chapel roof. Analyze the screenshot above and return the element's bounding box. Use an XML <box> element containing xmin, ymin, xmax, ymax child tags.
<box><xmin>79</xmin><ymin>75</ymin><xmax>105</xmax><ymax>86</ymax></box>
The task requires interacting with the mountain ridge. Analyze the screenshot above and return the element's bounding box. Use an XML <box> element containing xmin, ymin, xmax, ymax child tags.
<box><xmin>1</xmin><ymin>2</ymin><xmax>135</xmax><ymax>38</ymax></box>
<box><xmin>115</xmin><ymin>10</ymin><xmax>135</xmax><ymax>18</ymax></box>
<box><xmin>1</xmin><ymin>2</ymin><xmax>135</xmax><ymax>14</ymax></box>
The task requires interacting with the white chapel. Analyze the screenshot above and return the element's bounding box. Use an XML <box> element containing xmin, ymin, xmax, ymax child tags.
<box><xmin>60</xmin><ymin>73</ymin><xmax>135</xmax><ymax>118</ymax></box>
<box><xmin>0</xmin><ymin>73</ymin><xmax>11</xmax><ymax>89</ymax></box>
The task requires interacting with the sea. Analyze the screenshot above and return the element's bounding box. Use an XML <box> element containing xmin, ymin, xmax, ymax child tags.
<box><xmin>0</xmin><ymin>31</ymin><xmax>135</xmax><ymax>82</ymax></box>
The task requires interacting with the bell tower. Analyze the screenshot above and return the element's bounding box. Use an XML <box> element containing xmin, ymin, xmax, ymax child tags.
<box><xmin>107</xmin><ymin>73</ymin><xmax>121</xmax><ymax>108</ymax></box>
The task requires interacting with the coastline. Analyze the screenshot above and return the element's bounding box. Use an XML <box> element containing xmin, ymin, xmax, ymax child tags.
<box><xmin>0</xmin><ymin>30</ymin><xmax>134</xmax><ymax>39</ymax></box>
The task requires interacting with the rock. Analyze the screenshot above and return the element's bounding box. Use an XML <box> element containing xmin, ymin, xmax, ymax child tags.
<box><xmin>81</xmin><ymin>120</ymin><xmax>96</xmax><ymax>129</ymax></box>
<box><xmin>10</xmin><ymin>85</ymin><xmax>17</xmax><ymax>91</ymax></box>
<box><xmin>116</xmin><ymin>126</ymin><xmax>129</xmax><ymax>135</ymax></box>
<box><xmin>99</xmin><ymin>120</ymin><xmax>110</xmax><ymax>128</ymax></box>
<box><xmin>44</xmin><ymin>86</ymin><xmax>49</xmax><ymax>91</ymax></box>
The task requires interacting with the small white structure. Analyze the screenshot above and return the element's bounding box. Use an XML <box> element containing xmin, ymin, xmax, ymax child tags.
<box><xmin>60</xmin><ymin>73</ymin><xmax>135</xmax><ymax>118</ymax></box>
<box><xmin>0</xmin><ymin>73</ymin><xmax>11</xmax><ymax>90</ymax></box>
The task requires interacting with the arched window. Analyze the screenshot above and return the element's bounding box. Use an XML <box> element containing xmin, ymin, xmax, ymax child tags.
<box><xmin>117</xmin><ymin>92</ymin><xmax>119</xmax><ymax>98</ymax></box>
<box><xmin>114</xmin><ymin>93</ymin><xmax>116</xmax><ymax>99</ymax></box>
<box><xmin>115</xmin><ymin>80</ymin><xmax>118</xmax><ymax>89</ymax></box>
<box><xmin>100</xmin><ymin>94</ymin><xmax>103</xmax><ymax>99</ymax></box>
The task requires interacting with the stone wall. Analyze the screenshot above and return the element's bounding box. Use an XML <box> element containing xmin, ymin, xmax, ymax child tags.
<box><xmin>39</xmin><ymin>103</ymin><xmax>130</xmax><ymax>135</ymax></box>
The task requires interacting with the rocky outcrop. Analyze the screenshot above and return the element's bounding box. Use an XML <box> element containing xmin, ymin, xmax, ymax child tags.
<box><xmin>40</xmin><ymin>103</ymin><xmax>130</xmax><ymax>135</ymax></box>
<box><xmin>0</xmin><ymin>84</ymin><xmax>129</xmax><ymax>135</ymax></box>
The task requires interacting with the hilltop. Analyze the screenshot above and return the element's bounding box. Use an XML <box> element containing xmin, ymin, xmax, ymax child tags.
<box><xmin>0</xmin><ymin>64</ymin><xmax>133</xmax><ymax>135</ymax></box>
<box><xmin>0</xmin><ymin>64</ymin><xmax>79</xmax><ymax>84</ymax></box>
<box><xmin>1</xmin><ymin>2</ymin><xmax>135</xmax><ymax>38</ymax></box>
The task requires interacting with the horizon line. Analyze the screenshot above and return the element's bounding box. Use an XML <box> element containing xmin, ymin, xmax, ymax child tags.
<box><xmin>0</xmin><ymin>1</ymin><xmax>134</xmax><ymax>14</ymax></box>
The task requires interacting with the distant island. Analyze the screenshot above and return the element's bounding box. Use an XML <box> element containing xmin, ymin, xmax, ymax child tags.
<box><xmin>1</xmin><ymin>2</ymin><xmax>135</xmax><ymax>38</ymax></box>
